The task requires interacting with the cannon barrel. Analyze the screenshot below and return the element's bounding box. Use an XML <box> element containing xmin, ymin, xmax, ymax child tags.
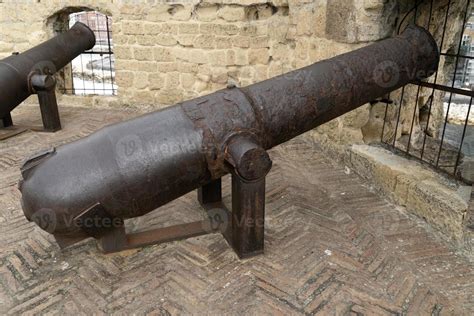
<box><xmin>19</xmin><ymin>25</ymin><xmax>439</xmax><ymax>242</ymax></box>
<box><xmin>0</xmin><ymin>22</ymin><xmax>95</xmax><ymax>119</ymax></box>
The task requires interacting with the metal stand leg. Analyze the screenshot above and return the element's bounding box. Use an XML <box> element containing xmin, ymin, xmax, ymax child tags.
<box><xmin>223</xmin><ymin>134</ymin><xmax>272</xmax><ymax>259</ymax></box>
<box><xmin>99</xmin><ymin>224</ymin><xmax>127</xmax><ymax>253</ymax></box>
<box><xmin>0</xmin><ymin>112</ymin><xmax>27</xmax><ymax>140</ymax></box>
<box><xmin>31</xmin><ymin>74</ymin><xmax>61</xmax><ymax>132</ymax></box>
<box><xmin>38</xmin><ymin>89</ymin><xmax>61</xmax><ymax>132</ymax></box>
<box><xmin>198</xmin><ymin>178</ymin><xmax>222</xmax><ymax>205</ymax></box>
<box><xmin>1</xmin><ymin>113</ymin><xmax>13</xmax><ymax>128</ymax></box>
<box><xmin>230</xmin><ymin>175</ymin><xmax>266</xmax><ymax>258</ymax></box>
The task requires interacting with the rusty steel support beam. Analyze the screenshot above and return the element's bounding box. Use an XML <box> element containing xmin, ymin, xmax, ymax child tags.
<box><xmin>19</xmin><ymin>25</ymin><xmax>440</xmax><ymax>258</ymax></box>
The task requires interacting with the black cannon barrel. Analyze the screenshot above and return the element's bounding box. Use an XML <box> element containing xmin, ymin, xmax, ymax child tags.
<box><xmin>0</xmin><ymin>22</ymin><xmax>95</xmax><ymax>118</ymax></box>
<box><xmin>19</xmin><ymin>25</ymin><xmax>439</xmax><ymax>239</ymax></box>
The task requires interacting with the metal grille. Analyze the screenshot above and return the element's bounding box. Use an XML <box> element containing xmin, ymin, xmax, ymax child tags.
<box><xmin>61</xmin><ymin>11</ymin><xmax>117</xmax><ymax>96</ymax></box>
<box><xmin>381</xmin><ymin>0</ymin><xmax>473</xmax><ymax>183</ymax></box>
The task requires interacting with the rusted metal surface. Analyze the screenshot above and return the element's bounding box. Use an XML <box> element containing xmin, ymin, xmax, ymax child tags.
<box><xmin>0</xmin><ymin>22</ymin><xmax>95</xmax><ymax>126</ymax></box>
<box><xmin>19</xmin><ymin>25</ymin><xmax>439</xmax><ymax>256</ymax></box>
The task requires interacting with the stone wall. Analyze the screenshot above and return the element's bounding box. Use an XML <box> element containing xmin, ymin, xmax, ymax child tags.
<box><xmin>0</xmin><ymin>0</ymin><xmax>399</xmax><ymax>142</ymax></box>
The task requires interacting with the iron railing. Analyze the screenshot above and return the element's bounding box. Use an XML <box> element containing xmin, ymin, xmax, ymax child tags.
<box><xmin>382</xmin><ymin>0</ymin><xmax>473</xmax><ymax>183</ymax></box>
<box><xmin>61</xmin><ymin>11</ymin><xmax>117</xmax><ymax>96</ymax></box>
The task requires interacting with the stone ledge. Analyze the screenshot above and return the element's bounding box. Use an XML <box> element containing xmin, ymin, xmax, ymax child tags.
<box><xmin>349</xmin><ymin>144</ymin><xmax>473</xmax><ymax>256</ymax></box>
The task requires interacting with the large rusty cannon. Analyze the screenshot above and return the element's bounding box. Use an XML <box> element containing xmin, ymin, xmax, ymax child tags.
<box><xmin>19</xmin><ymin>25</ymin><xmax>439</xmax><ymax>258</ymax></box>
<box><xmin>0</xmin><ymin>22</ymin><xmax>95</xmax><ymax>137</ymax></box>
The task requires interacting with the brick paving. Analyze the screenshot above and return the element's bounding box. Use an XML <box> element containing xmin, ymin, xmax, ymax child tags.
<box><xmin>0</xmin><ymin>106</ymin><xmax>473</xmax><ymax>315</ymax></box>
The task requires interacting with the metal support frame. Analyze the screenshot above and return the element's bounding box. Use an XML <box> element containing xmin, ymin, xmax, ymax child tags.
<box><xmin>1</xmin><ymin>113</ymin><xmax>12</xmax><ymax>128</ymax></box>
<box><xmin>230</xmin><ymin>175</ymin><xmax>266</xmax><ymax>258</ymax></box>
<box><xmin>92</xmin><ymin>175</ymin><xmax>267</xmax><ymax>259</ymax></box>
<box><xmin>0</xmin><ymin>74</ymin><xmax>61</xmax><ymax>140</ymax></box>
<box><xmin>0</xmin><ymin>113</ymin><xmax>26</xmax><ymax>140</ymax></box>
<box><xmin>71</xmin><ymin>136</ymin><xmax>271</xmax><ymax>259</ymax></box>
<box><xmin>30</xmin><ymin>74</ymin><xmax>62</xmax><ymax>132</ymax></box>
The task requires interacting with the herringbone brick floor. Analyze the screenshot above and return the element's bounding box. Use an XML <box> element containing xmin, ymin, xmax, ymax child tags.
<box><xmin>0</xmin><ymin>106</ymin><xmax>473</xmax><ymax>315</ymax></box>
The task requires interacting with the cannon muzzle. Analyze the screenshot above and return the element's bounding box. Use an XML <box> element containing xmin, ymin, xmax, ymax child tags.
<box><xmin>0</xmin><ymin>22</ymin><xmax>95</xmax><ymax>131</ymax></box>
<box><xmin>19</xmin><ymin>25</ymin><xmax>439</xmax><ymax>255</ymax></box>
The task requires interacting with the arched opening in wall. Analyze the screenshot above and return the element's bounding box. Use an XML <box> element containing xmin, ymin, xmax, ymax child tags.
<box><xmin>50</xmin><ymin>9</ymin><xmax>117</xmax><ymax>96</ymax></box>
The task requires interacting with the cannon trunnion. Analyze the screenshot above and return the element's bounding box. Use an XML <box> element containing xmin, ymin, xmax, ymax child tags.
<box><xmin>0</xmin><ymin>22</ymin><xmax>95</xmax><ymax>139</ymax></box>
<box><xmin>19</xmin><ymin>25</ymin><xmax>439</xmax><ymax>258</ymax></box>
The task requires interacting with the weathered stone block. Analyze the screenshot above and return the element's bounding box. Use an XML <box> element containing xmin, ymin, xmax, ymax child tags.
<box><xmin>215</xmin><ymin>24</ymin><xmax>240</xmax><ymax>35</ymax></box>
<box><xmin>147</xmin><ymin>6</ymin><xmax>172</xmax><ymax>22</ymax></box>
<box><xmin>248</xmin><ymin>48</ymin><xmax>270</xmax><ymax>65</ymax></box>
<box><xmin>270</xmin><ymin>44</ymin><xmax>288</xmax><ymax>62</ymax></box>
<box><xmin>179</xmin><ymin>22</ymin><xmax>201</xmax><ymax>34</ymax></box>
<box><xmin>211</xmin><ymin>67</ymin><xmax>228</xmax><ymax>84</ymax></box>
<box><xmin>295</xmin><ymin>10</ymin><xmax>313</xmax><ymax>36</ymax></box>
<box><xmin>156</xmin><ymin>34</ymin><xmax>178</xmax><ymax>46</ymax></box>
<box><xmin>149</xmin><ymin>73</ymin><xmax>165</xmax><ymax>90</ymax></box>
<box><xmin>144</xmin><ymin>23</ymin><xmax>162</xmax><ymax>35</ymax></box>
<box><xmin>197</xmin><ymin>73</ymin><xmax>211</xmax><ymax>83</ymax></box>
<box><xmin>165</xmin><ymin>72</ymin><xmax>180</xmax><ymax>89</ymax></box>
<box><xmin>232</xmin><ymin>35</ymin><xmax>250</xmax><ymax>48</ymax></box>
<box><xmin>161</xmin><ymin>23</ymin><xmax>179</xmax><ymax>34</ymax></box>
<box><xmin>240</xmin><ymin>24</ymin><xmax>258</xmax><ymax>36</ymax></box>
<box><xmin>209</xmin><ymin>50</ymin><xmax>227</xmax><ymax>66</ymax></box>
<box><xmin>268</xmin><ymin>17</ymin><xmax>289</xmax><ymax>42</ymax></box>
<box><xmin>134</xmin><ymin>72</ymin><xmax>149</xmax><ymax>90</ymax></box>
<box><xmin>0</xmin><ymin>41</ymin><xmax>13</xmax><ymax>53</ymax></box>
<box><xmin>156</xmin><ymin>89</ymin><xmax>184</xmax><ymax>105</ymax></box>
<box><xmin>249</xmin><ymin>36</ymin><xmax>269</xmax><ymax>48</ymax></box>
<box><xmin>178</xmin><ymin>62</ymin><xmax>199</xmax><ymax>73</ymax></box>
<box><xmin>154</xmin><ymin>47</ymin><xmax>176</xmax><ymax>62</ymax></box>
<box><xmin>216</xmin><ymin>36</ymin><xmax>233</xmax><ymax>49</ymax></box>
<box><xmin>136</xmin><ymin>35</ymin><xmax>156</xmax><ymax>46</ymax></box>
<box><xmin>193</xmin><ymin>34</ymin><xmax>215</xmax><ymax>49</ymax></box>
<box><xmin>196</xmin><ymin>4</ymin><xmax>219</xmax><ymax>22</ymax></box>
<box><xmin>325</xmin><ymin>0</ymin><xmax>357</xmax><ymax>43</ymax></box>
<box><xmin>174</xmin><ymin>48</ymin><xmax>208</xmax><ymax>64</ymax></box>
<box><xmin>340</xmin><ymin>104</ymin><xmax>371</xmax><ymax>129</ymax></box>
<box><xmin>134</xmin><ymin>61</ymin><xmax>159</xmax><ymax>72</ymax></box>
<box><xmin>350</xmin><ymin>144</ymin><xmax>471</xmax><ymax>246</ymax></box>
<box><xmin>255</xmin><ymin>65</ymin><xmax>268</xmax><ymax>81</ymax></box>
<box><xmin>326</xmin><ymin>0</ymin><xmax>397</xmax><ymax>43</ymax></box>
<box><xmin>233</xmin><ymin>49</ymin><xmax>248</xmax><ymax>65</ymax></box>
<box><xmin>177</xmin><ymin>34</ymin><xmax>195</xmax><ymax>46</ymax></box>
<box><xmin>181</xmin><ymin>73</ymin><xmax>195</xmax><ymax>89</ymax></box>
<box><xmin>169</xmin><ymin>5</ymin><xmax>193</xmax><ymax>21</ymax></box>
<box><xmin>122</xmin><ymin>21</ymin><xmax>145</xmax><ymax>35</ymax></box>
<box><xmin>363</xmin><ymin>0</ymin><xmax>385</xmax><ymax>10</ymax></box>
<box><xmin>218</xmin><ymin>5</ymin><xmax>246</xmax><ymax>22</ymax></box>
<box><xmin>133</xmin><ymin>90</ymin><xmax>155</xmax><ymax>104</ymax></box>
<box><xmin>294</xmin><ymin>40</ymin><xmax>308</xmax><ymax>60</ymax></box>
<box><xmin>115</xmin><ymin>71</ymin><xmax>134</xmax><ymax>88</ymax></box>
<box><xmin>134</xmin><ymin>47</ymin><xmax>154</xmax><ymax>61</ymax></box>
<box><xmin>157</xmin><ymin>62</ymin><xmax>178</xmax><ymax>73</ymax></box>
